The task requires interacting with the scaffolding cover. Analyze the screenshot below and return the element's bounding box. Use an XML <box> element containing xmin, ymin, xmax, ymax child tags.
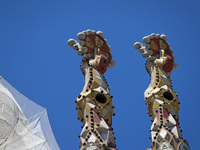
<box><xmin>0</xmin><ymin>77</ymin><xmax>60</xmax><ymax>150</ymax></box>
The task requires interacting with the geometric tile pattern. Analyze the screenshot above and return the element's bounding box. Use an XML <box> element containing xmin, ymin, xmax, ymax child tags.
<box><xmin>134</xmin><ymin>33</ymin><xmax>190</xmax><ymax>150</ymax></box>
<box><xmin>68</xmin><ymin>30</ymin><xmax>116</xmax><ymax>150</ymax></box>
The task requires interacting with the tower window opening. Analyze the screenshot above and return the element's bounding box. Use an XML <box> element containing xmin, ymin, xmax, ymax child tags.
<box><xmin>95</xmin><ymin>94</ymin><xmax>107</xmax><ymax>103</ymax></box>
<box><xmin>163</xmin><ymin>92</ymin><xmax>173</xmax><ymax>101</ymax></box>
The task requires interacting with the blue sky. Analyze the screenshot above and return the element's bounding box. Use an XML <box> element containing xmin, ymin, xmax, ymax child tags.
<box><xmin>0</xmin><ymin>0</ymin><xmax>199</xmax><ymax>149</ymax></box>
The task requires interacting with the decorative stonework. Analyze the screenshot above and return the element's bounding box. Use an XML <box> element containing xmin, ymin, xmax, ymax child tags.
<box><xmin>134</xmin><ymin>33</ymin><xmax>190</xmax><ymax>150</ymax></box>
<box><xmin>68</xmin><ymin>29</ymin><xmax>116</xmax><ymax>150</ymax></box>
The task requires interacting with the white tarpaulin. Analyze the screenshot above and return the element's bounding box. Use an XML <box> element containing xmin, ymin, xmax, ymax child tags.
<box><xmin>0</xmin><ymin>77</ymin><xmax>60</xmax><ymax>150</ymax></box>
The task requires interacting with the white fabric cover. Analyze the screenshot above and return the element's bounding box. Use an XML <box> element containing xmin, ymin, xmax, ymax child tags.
<box><xmin>0</xmin><ymin>77</ymin><xmax>60</xmax><ymax>150</ymax></box>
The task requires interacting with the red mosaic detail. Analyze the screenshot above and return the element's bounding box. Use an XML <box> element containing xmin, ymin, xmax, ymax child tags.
<box><xmin>149</xmin><ymin>38</ymin><xmax>172</xmax><ymax>57</ymax></box>
<box><xmin>84</xmin><ymin>34</ymin><xmax>112</xmax><ymax>61</ymax></box>
<box><xmin>96</xmin><ymin>54</ymin><xmax>110</xmax><ymax>75</ymax></box>
<box><xmin>163</xmin><ymin>107</ymin><xmax>169</xmax><ymax>119</ymax></box>
<box><xmin>163</xmin><ymin>55</ymin><xmax>173</xmax><ymax>72</ymax></box>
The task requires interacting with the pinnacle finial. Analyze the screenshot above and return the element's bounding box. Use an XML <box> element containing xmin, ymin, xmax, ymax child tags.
<box><xmin>134</xmin><ymin>33</ymin><xmax>178</xmax><ymax>74</ymax></box>
<box><xmin>68</xmin><ymin>29</ymin><xmax>116</xmax><ymax>75</ymax></box>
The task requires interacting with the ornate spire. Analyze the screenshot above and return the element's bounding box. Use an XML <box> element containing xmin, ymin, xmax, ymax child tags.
<box><xmin>68</xmin><ymin>29</ymin><xmax>116</xmax><ymax>150</ymax></box>
<box><xmin>134</xmin><ymin>33</ymin><xmax>190</xmax><ymax>150</ymax></box>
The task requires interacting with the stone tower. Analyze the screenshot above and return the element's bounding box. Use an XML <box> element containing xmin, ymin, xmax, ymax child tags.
<box><xmin>134</xmin><ymin>33</ymin><xmax>190</xmax><ymax>150</ymax></box>
<box><xmin>68</xmin><ymin>29</ymin><xmax>117</xmax><ymax>150</ymax></box>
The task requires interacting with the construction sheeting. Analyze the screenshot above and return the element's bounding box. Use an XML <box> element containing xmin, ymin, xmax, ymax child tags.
<box><xmin>0</xmin><ymin>77</ymin><xmax>60</xmax><ymax>150</ymax></box>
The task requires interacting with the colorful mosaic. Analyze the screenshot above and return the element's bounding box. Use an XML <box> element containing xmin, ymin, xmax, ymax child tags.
<box><xmin>68</xmin><ymin>30</ymin><xmax>116</xmax><ymax>150</ymax></box>
<box><xmin>134</xmin><ymin>33</ymin><xmax>190</xmax><ymax>150</ymax></box>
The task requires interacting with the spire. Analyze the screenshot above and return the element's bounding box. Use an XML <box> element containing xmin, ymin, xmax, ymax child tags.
<box><xmin>68</xmin><ymin>30</ymin><xmax>117</xmax><ymax>150</ymax></box>
<box><xmin>134</xmin><ymin>33</ymin><xmax>190</xmax><ymax>150</ymax></box>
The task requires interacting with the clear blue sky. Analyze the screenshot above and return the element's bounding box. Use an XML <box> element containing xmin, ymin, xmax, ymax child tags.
<box><xmin>0</xmin><ymin>0</ymin><xmax>199</xmax><ymax>149</ymax></box>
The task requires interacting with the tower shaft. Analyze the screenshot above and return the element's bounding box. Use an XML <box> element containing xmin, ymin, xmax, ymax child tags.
<box><xmin>68</xmin><ymin>30</ymin><xmax>116</xmax><ymax>150</ymax></box>
<box><xmin>134</xmin><ymin>34</ymin><xmax>190</xmax><ymax>150</ymax></box>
